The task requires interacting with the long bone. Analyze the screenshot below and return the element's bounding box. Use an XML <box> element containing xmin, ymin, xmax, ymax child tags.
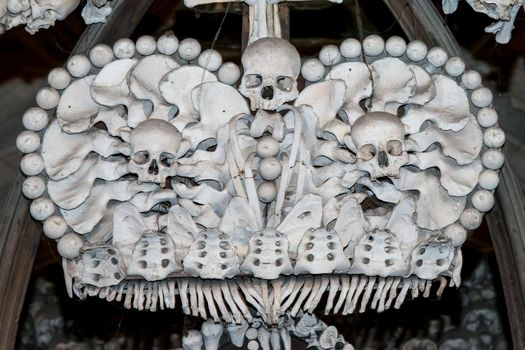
<box><xmin>201</xmin><ymin>319</ymin><xmax>224</xmax><ymax>350</ymax></box>
<box><xmin>290</xmin><ymin>276</ymin><xmax>314</xmax><ymax>317</ymax></box>
<box><xmin>305</xmin><ymin>275</ymin><xmax>330</xmax><ymax>313</ymax></box>
<box><xmin>226</xmin><ymin>280</ymin><xmax>253</xmax><ymax>321</ymax></box>
<box><xmin>348</xmin><ymin>276</ymin><xmax>368</xmax><ymax>314</ymax></box>
<box><xmin>226</xmin><ymin>320</ymin><xmax>249</xmax><ymax>348</ymax></box>
<box><xmin>359</xmin><ymin>276</ymin><xmax>377</xmax><ymax>313</ymax></box>
<box><xmin>324</xmin><ymin>275</ymin><xmax>340</xmax><ymax>314</ymax></box>
<box><xmin>196</xmin><ymin>280</ymin><xmax>208</xmax><ymax>319</ymax></box>
<box><xmin>333</xmin><ymin>275</ymin><xmax>350</xmax><ymax>314</ymax></box>
<box><xmin>342</xmin><ymin>275</ymin><xmax>359</xmax><ymax>315</ymax></box>
<box><xmin>214</xmin><ymin>282</ymin><xmax>241</xmax><ymax>324</ymax></box>
<box><xmin>377</xmin><ymin>277</ymin><xmax>394</xmax><ymax>312</ymax></box>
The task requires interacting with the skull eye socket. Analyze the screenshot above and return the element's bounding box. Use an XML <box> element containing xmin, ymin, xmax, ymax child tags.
<box><xmin>133</xmin><ymin>151</ymin><xmax>149</xmax><ymax>165</ymax></box>
<box><xmin>245</xmin><ymin>74</ymin><xmax>263</xmax><ymax>88</ymax></box>
<box><xmin>159</xmin><ymin>152</ymin><xmax>176</xmax><ymax>167</ymax></box>
<box><xmin>359</xmin><ymin>144</ymin><xmax>376</xmax><ymax>161</ymax></box>
<box><xmin>276</xmin><ymin>76</ymin><xmax>294</xmax><ymax>92</ymax></box>
<box><xmin>387</xmin><ymin>140</ymin><xmax>403</xmax><ymax>156</ymax></box>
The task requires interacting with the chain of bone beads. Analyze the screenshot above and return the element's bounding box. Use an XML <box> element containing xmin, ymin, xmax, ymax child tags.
<box><xmin>256</xmin><ymin>135</ymin><xmax>281</xmax><ymax>203</ymax></box>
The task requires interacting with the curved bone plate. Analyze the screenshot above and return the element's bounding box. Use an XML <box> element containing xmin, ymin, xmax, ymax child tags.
<box><xmin>42</xmin><ymin>121</ymin><xmax>127</xmax><ymax>180</ymax></box>
<box><xmin>159</xmin><ymin>66</ymin><xmax>217</xmax><ymax>130</ymax></box>
<box><xmin>402</xmin><ymin>74</ymin><xmax>471</xmax><ymax>133</ymax></box>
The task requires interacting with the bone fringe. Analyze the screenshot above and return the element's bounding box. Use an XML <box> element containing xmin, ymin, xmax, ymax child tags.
<box><xmin>74</xmin><ymin>275</ymin><xmax>450</xmax><ymax>319</ymax></box>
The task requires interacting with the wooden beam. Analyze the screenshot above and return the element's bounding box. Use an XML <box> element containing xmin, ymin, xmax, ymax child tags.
<box><xmin>382</xmin><ymin>1</ymin><xmax>525</xmax><ymax>348</ymax></box>
<box><xmin>0</xmin><ymin>1</ymin><xmax>153</xmax><ymax>349</ymax></box>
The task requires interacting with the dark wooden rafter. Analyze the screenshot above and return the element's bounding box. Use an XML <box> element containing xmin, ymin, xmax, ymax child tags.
<box><xmin>0</xmin><ymin>1</ymin><xmax>154</xmax><ymax>349</ymax></box>
<box><xmin>383</xmin><ymin>0</ymin><xmax>525</xmax><ymax>348</ymax></box>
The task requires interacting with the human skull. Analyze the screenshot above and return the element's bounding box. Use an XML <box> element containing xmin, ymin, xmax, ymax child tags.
<box><xmin>240</xmin><ymin>37</ymin><xmax>301</xmax><ymax>111</ymax></box>
<box><xmin>26</xmin><ymin>0</ymin><xmax>80</xmax><ymax>34</ymax></box>
<box><xmin>128</xmin><ymin>119</ymin><xmax>181</xmax><ymax>186</ymax></box>
<box><xmin>351</xmin><ymin>112</ymin><xmax>408</xmax><ymax>179</ymax></box>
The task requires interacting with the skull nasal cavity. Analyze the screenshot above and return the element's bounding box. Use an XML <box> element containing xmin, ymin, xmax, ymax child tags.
<box><xmin>261</xmin><ymin>86</ymin><xmax>274</xmax><ymax>100</ymax></box>
<box><xmin>149</xmin><ymin>160</ymin><xmax>159</xmax><ymax>175</ymax></box>
<box><xmin>378</xmin><ymin>150</ymin><xmax>389</xmax><ymax>168</ymax></box>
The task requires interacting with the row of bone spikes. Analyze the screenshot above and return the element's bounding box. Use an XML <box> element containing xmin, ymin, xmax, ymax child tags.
<box><xmin>77</xmin><ymin>275</ymin><xmax>449</xmax><ymax>319</ymax></box>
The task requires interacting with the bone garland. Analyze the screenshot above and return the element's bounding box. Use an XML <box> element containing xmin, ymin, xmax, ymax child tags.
<box><xmin>18</xmin><ymin>33</ymin><xmax>504</xmax><ymax>336</ymax></box>
<box><xmin>70</xmin><ymin>275</ymin><xmax>446</xmax><ymax>317</ymax></box>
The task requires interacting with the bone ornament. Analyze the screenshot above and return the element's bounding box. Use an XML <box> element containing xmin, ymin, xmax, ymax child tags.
<box><xmin>128</xmin><ymin>119</ymin><xmax>181</xmax><ymax>186</ymax></box>
<box><xmin>240</xmin><ymin>37</ymin><xmax>301</xmax><ymax>111</ymax></box>
<box><xmin>18</xmin><ymin>33</ymin><xmax>505</xmax><ymax>343</ymax></box>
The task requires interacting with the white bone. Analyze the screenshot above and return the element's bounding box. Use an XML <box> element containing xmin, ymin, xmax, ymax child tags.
<box><xmin>227</xmin><ymin>280</ymin><xmax>253</xmax><ymax>321</ymax></box>
<box><xmin>410</xmin><ymin>149</ymin><xmax>483</xmax><ymax>196</ymax></box>
<box><xmin>351</xmin><ymin>111</ymin><xmax>408</xmax><ymax>180</ymax></box>
<box><xmin>294</xmin><ymin>80</ymin><xmax>347</xmax><ymax>132</ymax></box>
<box><xmin>25</xmin><ymin>0</ymin><xmax>80</xmax><ymax>34</ymax></box>
<box><xmin>410</xmin><ymin>235</ymin><xmax>454</xmax><ymax>279</ymax></box>
<box><xmin>91</xmin><ymin>59</ymin><xmax>146</xmax><ymax>121</ymax></box>
<box><xmin>60</xmin><ymin>181</ymin><xmax>155</xmax><ymax>234</ymax></box>
<box><xmin>370</xmin><ymin>57</ymin><xmax>416</xmax><ymax>114</ymax></box>
<box><xmin>258</xmin><ymin>327</ymin><xmax>270</xmax><ymax>350</ymax></box>
<box><xmin>183</xmin><ymin>330</ymin><xmax>204</xmax><ymax>350</ymax></box>
<box><xmin>402</xmin><ymin>75</ymin><xmax>471</xmax><ymax>133</ymax></box>
<box><xmin>324</xmin><ymin>275</ymin><xmax>340</xmax><ymax>314</ymax></box>
<box><xmin>184</xmin><ymin>229</ymin><xmax>240</xmax><ymax>279</ymax></box>
<box><xmin>241</xmin><ymin>229</ymin><xmax>293</xmax><ymax>279</ymax></box>
<box><xmin>41</xmin><ymin>121</ymin><xmax>128</xmax><ymax>180</ymax></box>
<box><xmin>325</xmin><ymin>62</ymin><xmax>372</xmax><ymax>125</ymax></box>
<box><xmin>319</xmin><ymin>326</ymin><xmax>339</xmax><ymax>349</ymax></box>
<box><xmin>57</xmin><ymin>76</ymin><xmax>127</xmax><ymax>136</ymax></box>
<box><xmin>407</xmin><ymin>115</ymin><xmax>482</xmax><ymax>165</ymax></box>
<box><xmin>275</xmin><ymin>194</ymin><xmax>322</xmax><ymax>258</ymax></box>
<box><xmin>127</xmin><ymin>231</ymin><xmax>182</xmax><ymax>281</ymax></box>
<box><xmin>240</xmin><ymin>38</ymin><xmax>301</xmax><ymax>111</ymax></box>
<box><xmin>225</xmin><ymin>321</ymin><xmax>248</xmax><ymax>348</ymax></box>
<box><xmin>210</xmin><ymin>281</ymin><xmax>233</xmax><ymax>322</ymax></box>
<box><xmin>128</xmin><ymin>55</ymin><xmax>179</xmax><ymax>123</ymax></box>
<box><xmin>290</xmin><ymin>276</ymin><xmax>313</xmax><ymax>316</ymax></box>
<box><xmin>187</xmin><ymin>81</ymin><xmax>250</xmax><ymax>149</ymax></box>
<box><xmin>128</xmin><ymin>119</ymin><xmax>181</xmax><ymax>186</ymax></box>
<box><xmin>294</xmin><ymin>228</ymin><xmax>349</xmax><ymax>274</ymax></box>
<box><xmin>202</xmin><ymin>282</ymin><xmax>220</xmax><ymax>322</ymax></box>
<box><xmin>47</xmin><ymin>156</ymin><xmax>127</xmax><ymax>210</ymax></box>
<box><xmin>81</xmin><ymin>0</ymin><xmax>111</xmax><ymax>24</ymax></box>
<box><xmin>341</xmin><ymin>275</ymin><xmax>359</xmax><ymax>315</ymax></box>
<box><xmin>159</xmin><ymin>66</ymin><xmax>217</xmax><ymax>130</ymax></box>
<box><xmin>393</xmin><ymin>169</ymin><xmax>466</xmax><ymax>230</ymax></box>
<box><xmin>113</xmin><ymin>38</ymin><xmax>135</xmax><ymax>59</ymax></box>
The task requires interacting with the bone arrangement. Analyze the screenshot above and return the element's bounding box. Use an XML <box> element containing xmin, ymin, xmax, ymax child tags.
<box><xmin>17</xmin><ymin>31</ymin><xmax>504</xmax><ymax>328</ymax></box>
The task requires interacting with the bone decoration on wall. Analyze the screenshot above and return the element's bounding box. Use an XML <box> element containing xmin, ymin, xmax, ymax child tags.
<box><xmin>442</xmin><ymin>0</ymin><xmax>525</xmax><ymax>43</ymax></box>
<box><xmin>17</xmin><ymin>31</ymin><xmax>505</xmax><ymax>349</ymax></box>
<box><xmin>0</xmin><ymin>0</ymin><xmax>111</xmax><ymax>35</ymax></box>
